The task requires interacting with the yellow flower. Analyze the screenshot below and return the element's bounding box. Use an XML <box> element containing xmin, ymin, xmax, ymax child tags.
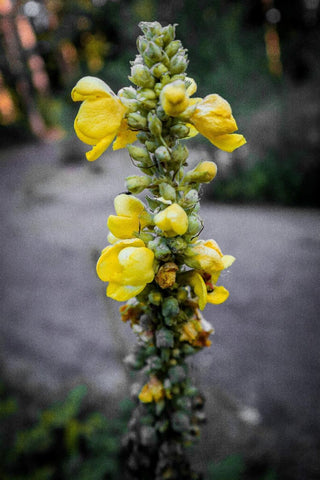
<box><xmin>186</xmin><ymin>239</ymin><xmax>234</xmax><ymax>274</ymax></box>
<box><xmin>180</xmin><ymin>315</ymin><xmax>214</xmax><ymax>347</ymax></box>
<box><xmin>139</xmin><ymin>376</ymin><xmax>165</xmax><ymax>403</ymax></box>
<box><xmin>183</xmin><ymin>271</ymin><xmax>230</xmax><ymax>310</ymax></box>
<box><xmin>107</xmin><ymin>194</ymin><xmax>151</xmax><ymax>239</ymax></box>
<box><xmin>96</xmin><ymin>238</ymin><xmax>155</xmax><ymax>301</ymax></box>
<box><xmin>160</xmin><ymin>78</ymin><xmax>245</xmax><ymax>152</ymax></box>
<box><xmin>71</xmin><ymin>76</ymin><xmax>137</xmax><ymax>161</ymax></box>
<box><xmin>154</xmin><ymin>203</ymin><xmax>188</xmax><ymax>237</ymax></box>
<box><xmin>189</xmin><ymin>94</ymin><xmax>246</xmax><ymax>152</ymax></box>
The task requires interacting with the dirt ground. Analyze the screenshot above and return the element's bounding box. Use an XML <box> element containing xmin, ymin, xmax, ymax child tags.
<box><xmin>1</xmin><ymin>140</ymin><xmax>320</xmax><ymax>478</ymax></box>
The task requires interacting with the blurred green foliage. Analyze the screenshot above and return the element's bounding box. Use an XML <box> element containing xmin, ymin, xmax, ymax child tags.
<box><xmin>0</xmin><ymin>380</ymin><xmax>278</xmax><ymax>479</ymax></box>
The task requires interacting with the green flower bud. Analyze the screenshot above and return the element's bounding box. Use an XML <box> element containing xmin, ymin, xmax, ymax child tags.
<box><xmin>139</xmin><ymin>21</ymin><xmax>162</xmax><ymax>38</ymax></box>
<box><xmin>155</xmin><ymin>146</ymin><xmax>171</xmax><ymax>163</ymax></box>
<box><xmin>137</xmin><ymin>35</ymin><xmax>148</xmax><ymax>54</ymax></box>
<box><xmin>176</xmin><ymin>287</ymin><xmax>188</xmax><ymax>303</ymax></box>
<box><xmin>126</xmin><ymin>175</ymin><xmax>152</xmax><ymax>194</ymax></box>
<box><xmin>162</xmin><ymin>24</ymin><xmax>176</xmax><ymax>45</ymax></box>
<box><xmin>137</xmin><ymin>131</ymin><xmax>149</xmax><ymax>143</ymax></box>
<box><xmin>127</xmin><ymin>145</ymin><xmax>151</xmax><ymax>163</ymax></box>
<box><xmin>165</xmin><ymin>40</ymin><xmax>182</xmax><ymax>57</ymax></box>
<box><xmin>148</xmin><ymin>237</ymin><xmax>172</xmax><ymax>261</ymax></box>
<box><xmin>171</xmin><ymin>143</ymin><xmax>189</xmax><ymax>164</ymax></box>
<box><xmin>151</xmin><ymin>62</ymin><xmax>169</xmax><ymax>78</ymax></box>
<box><xmin>137</xmin><ymin>88</ymin><xmax>157</xmax><ymax>109</ymax></box>
<box><xmin>170</xmin><ymin>123</ymin><xmax>190</xmax><ymax>138</ymax></box>
<box><xmin>162</xmin><ymin>296</ymin><xmax>180</xmax><ymax>319</ymax></box>
<box><xmin>186</xmin><ymin>213</ymin><xmax>202</xmax><ymax>236</ymax></box>
<box><xmin>173</xmin><ymin>348</ymin><xmax>180</xmax><ymax>358</ymax></box>
<box><xmin>143</xmin><ymin>41</ymin><xmax>162</xmax><ymax>64</ymax></box>
<box><xmin>130</xmin><ymin>64</ymin><xmax>155</xmax><ymax>88</ymax></box>
<box><xmin>156</xmin><ymin>105</ymin><xmax>169</xmax><ymax>121</ymax></box>
<box><xmin>167</xmin><ymin>236</ymin><xmax>188</xmax><ymax>254</ymax></box>
<box><xmin>138</xmin><ymin>232</ymin><xmax>154</xmax><ymax>244</ymax></box>
<box><xmin>156</xmin><ymin>328</ymin><xmax>174</xmax><ymax>348</ymax></box>
<box><xmin>170</xmin><ymin>53</ymin><xmax>189</xmax><ymax>74</ymax></box>
<box><xmin>127</xmin><ymin>112</ymin><xmax>147</xmax><ymax>129</ymax></box>
<box><xmin>118</xmin><ymin>86</ymin><xmax>137</xmax><ymax>99</ymax></box>
<box><xmin>148</xmin><ymin>112</ymin><xmax>162</xmax><ymax>137</ymax></box>
<box><xmin>169</xmin><ymin>365</ymin><xmax>186</xmax><ymax>384</ymax></box>
<box><xmin>148</xmin><ymin>290</ymin><xmax>162</xmax><ymax>306</ymax></box>
<box><xmin>145</xmin><ymin>140</ymin><xmax>158</xmax><ymax>153</ymax></box>
<box><xmin>180</xmin><ymin>189</ymin><xmax>199</xmax><ymax>208</ymax></box>
<box><xmin>159</xmin><ymin>182</ymin><xmax>176</xmax><ymax>202</ymax></box>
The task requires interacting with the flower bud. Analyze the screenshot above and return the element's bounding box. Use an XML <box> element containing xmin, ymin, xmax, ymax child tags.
<box><xmin>148</xmin><ymin>237</ymin><xmax>172</xmax><ymax>261</ymax></box>
<box><xmin>143</xmin><ymin>41</ymin><xmax>162</xmax><ymax>64</ymax></box>
<box><xmin>170</xmin><ymin>123</ymin><xmax>190</xmax><ymax>138</ymax></box>
<box><xmin>162</xmin><ymin>24</ymin><xmax>176</xmax><ymax>45</ymax></box>
<box><xmin>151</xmin><ymin>62</ymin><xmax>169</xmax><ymax>78</ymax></box>
<box><xmin>127</xmin><ymin>112</ymin><xmax>147</xmax><ymax>129</ymax></box>
<box><xmin>167</xmin><ymin>236</ymin><xmax>188</xmax><ymax>254</ymax></box>
<box><xmin>137</xmin><ymin>88</ymin><xmax>157</xmax><ymax>109</ymax></box>
<box><xmin>186</xmin><ymin>214</ymin><xmax>202</xmax><ymax>236</ymax></box>
<box><xmin>137</xmin><ymin>35</ymin><xmax>148</xmax><ymax>54</ymax></box>
<box><xmin>148</xmin><ymin>112</ymin><xmax>162</xmax><ymax>137</ymax></box>
<box><xmin>118</xmin><ymin>86</ymin><xmax>139</xmax><ymax>111</ymax></box>
<box><xmin>183</xmin><ymin>161</ymin><xmax>218</xmax><ymax>184</ymax></box>
<box><xmin>148</xmin><ymin>291</ymin><xmax>162</xmax><ymax>306</ymax></box>
<box><xmin>160</xmin><ymin>80</ymin><xmax>189</xmax><ymax>117</ymax></box>
<box><xmin>180</xmin><ymin>189</ymin><xmax>199</xmax><ymax>208</ymax></box>
<box><xmin>126</xmin><ymin>175</ymin><xmax>152</xmax><ymax>194</ymax></box>
<box><xmin>176</xmin><ymin>287</ymin><xmax>188</xmax><ymax>303</ymax></box>
<box><xmin>159</xmin><ymin>182</ymin><xmax>176</xmax><ymax>202</ymax></box>
<box><xmin>139</xmin><ymin>21</ymin><xmax>162</xmax><ymax>38</ymax></box>
<box><xmin>156</xmin><ymin>328</ymin><xmax>174</xmax><ymax>348</ymax></box>
<box><xmin>155</xmin><ymin>146</ymin><xmax>171</xmax><ymax>163</ymax></box>
<box><xmin>145</xmin><ymin>140</ymin><xmax>158</xmax><ymax>153</ymax></box>
<box><xmin>162</xmin><ymin>296</ymin><xmax>180</xmax><ymax>319</ymax></box>
<box><xmin>165</xmin><ymin>40</ymin><xmax>182</xmax><ymax>57</ymax></box>
<box><xmin>130</xmin><ymin>64</ymin><xmax>155</xmax><ymax>88</ymax></box>
<box><xmin>127</xmin><ymin>145</ymin><xmax>151</xmax><ymax>163</ymax></box>
<box><xmin>154</xmin><ymin>203</ymin><xmax>188</xmax><ymax>237</ymax></box>
<box><xmin>170</xmin><ymin>53</ymin><xmax>188</xmax><ymax>74</ymax></box>
<box><xmin>171</xmin><ymin>143</ymin><xmax>188</xmax><ymax>164</ymax></box>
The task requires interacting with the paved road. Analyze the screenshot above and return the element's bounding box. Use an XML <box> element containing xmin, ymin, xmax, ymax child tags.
<box><xmin>1</xmin><ymin>141</ymin><xmax>320</xmax><ymax>477</ymax></box>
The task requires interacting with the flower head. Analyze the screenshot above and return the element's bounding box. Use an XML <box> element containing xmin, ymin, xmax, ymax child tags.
<box><xmin>154</xmin><ymin>203</ymin><xmax>188</xmax><ymax>237</ymax></box>
<box><xmin>107</xmin><ymin>194</ymin><xmax>151</xmax><ymax>239</ymax></box>
<box><xmin>139</xmin><ymin>375</ymin><xmax>165</xmax><ymax>403</ymax></box>
<box><xmin>96</xmin><ymin>238</ymin><xmax>155</xmax><ymax>301</ymax></box>
<box><xmin>71</xmin><ymin>76</ymin><xmax>137</xmax><ymax>161</ymax></box>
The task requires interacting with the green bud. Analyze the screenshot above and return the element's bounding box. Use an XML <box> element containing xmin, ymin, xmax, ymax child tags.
<box><xmin>162</xmin><ymin>24</ymin><xmax>176</xmax><ymax>45</ymax></box>
<box><xmin>172</xmin><ymin>143</ymin><xmax>189</xmax><ymax>164</ymax></box>
<box><xmin>173</xmin><ymin>348</ymin><xmax>180</xmax><ymax>358</ymax></box>
<box><xmin>147</xmin><ymin>356</ymin><xmax>163</xmax><ymax>371</ymax></box>
<box><xmin>127</xmin><ymin>112</ymin><xmax>147</xmax><ymax>129</ymax></box>
<box><xmin>137</xmin><ymin>88</ymin><xmax>157</xmax><ymax>109</ymax></box>
<box><xmin>155</xmin><ymin>146</ymin><xmax>171</xmax><ymax>163</ymax></box>
<box><xmin>159</xmin><ymin>182</ymin><xmax>176</xmax><ymax>202</ymax></box>
<box><xmin>170</xmin><ymin>53</ymin><xmax>189</xmax><ymax>74</ymax></box>
<box><xmin>145</xmin><ymin>140</ymin><xmax>158</xmax><ymax>153</ymax></box>
<box><xmin>170</xmin><ymin>123</ymin><xmax>190</xmax><ymax>138</ymax></box>
<box><xmin>148</xmin><ymin>112</ymin><xmax>162</xmax><ymax>137</ymax></box>
<box><xmin>165</xmin><ymin>40</ymin><xmax>182</xmax><ymax>57</ymax></box>
<box><xmin>127</xmin><ymin>145</ymin><xmax>151</xmax><ymax>163</ymax></box>
<box><xmin>156</xmin><ymin>328</ymin><xmax>174</xmax><ymax>348</ymax></box>
<box><xmin>155</xmin><ymin>419</ymin><xmax>169</xmax><ymax>433</ymax></box>
<box><xmin>138</xmin><ymin>232</ymin><xmax>154</xmax><ymax>244</ymax></box>
<box><xmin>186</xmin><ymin>214</ymin><xmax>202</xmax><ymax>236</ymax></box>
<box><xmin>148</xmin><ymin>237</ymin><xmax>171</xmax><ymax>261</ymax></box>
<box><xmin>156</xmin><ymin>105</ymin><xmax>169</xmax><ymax>121</ymax></box>
<box><xmin>171</xmin><ymin>411</ymin><xmax>189</xmax><ymax>433</ymax></box>
<box><xmin>130</xmin><ymin>64</ymin><xmax>155</xmax><ymax>88</ymax></box>
<box><xmin>177</xmin><ymin>287</ymin><xmax>188</xmax><ymax>303</ymax></box>
<box><xmin>167</xmin><ymin>236</ymin><xmax>188</xmax><ymax>254</ymax></box>
<box><xmin>161</xmin><ymin>348</ymin><xmax>170</xmax><ymax>363</ymax></box>
<box><xmin>117</xmin><ymin>86</ymin><xmax>136</xmax><ymax>99</ymax></box>
<box><xmin>180</xmin><ymin>189</ymin><xmax>199</xmax><ymax>208</ymax></box>
<box><xmin>137</xmin><ymin>131</ymin><xmax>149</xmax><ymax>143</ymax></box>
<box><xmin>126</xmin><ymin>175</ymin><xmax>152</xmax><ymax>194</ymax></box>
<box><xmin>137</xmin><ymin>35</ymin><xmax>148</xmax><ymax>54</ymax></box>
<box><xmin>162</xmin><ymin>296</ymin><xmax>180</xmax><ymax>319</ymax></box>
<box><xmin>148</xmin><ymin>290</ymin><xmax>162</xmax><ymax>306</ymax></box>
<box><xmin>151</xmin><ymin>62</ymin><xmax>169</xmax><ymax>78</ymax></box>
<box><xmin>160</xmin><ymin>73</ymin><xmax>172</xmax><ymax>86</ymax></box>
<box><xmin>139</xmin><ymin>21</ymin><xmax>162</xmax><ymax>38</ymax></box>
<box><xmin>182</xmin><ymin>344</ymin><xmax>196</xmax><ymax>356</ymax></box>
<box><xmin>143</xmin><ymin>41</ymin><xmax>162</xmax><ymax>64</ymax></box>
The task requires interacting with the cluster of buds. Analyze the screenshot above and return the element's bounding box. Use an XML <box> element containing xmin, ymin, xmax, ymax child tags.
<box><xmin>72</xmin><ymin>21</ymin><xmax>245</xmax><ymax>480</ymax></box>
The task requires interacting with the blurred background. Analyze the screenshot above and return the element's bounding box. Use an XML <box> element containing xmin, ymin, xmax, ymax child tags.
<box><xmin>0</xmin><ymin>1</ymin><xmax>320</xmax><ymax>479</ymax></box>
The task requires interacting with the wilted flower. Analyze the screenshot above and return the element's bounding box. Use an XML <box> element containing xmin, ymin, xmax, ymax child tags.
<box><xmin>71</xmin><ymin>76</ymin><xmax>137</xmax><ymax>161</ymax></box>
<box><xmin>96</xmin><ymin>238</ymin><xmax>155</xmax><ymax>301</ymax></box>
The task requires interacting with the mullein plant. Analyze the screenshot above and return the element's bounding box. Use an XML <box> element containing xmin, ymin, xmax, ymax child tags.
<box><xmin>72</xmin><ymin>21</ymin><xmax>246</xmax><ymax>480</ymax></box>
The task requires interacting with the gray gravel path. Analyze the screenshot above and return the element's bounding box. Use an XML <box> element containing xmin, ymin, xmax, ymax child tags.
<box><xmin>1</xmin><ymin>141</ymin><xmax>320</xmax><ymax>476</ymax></box>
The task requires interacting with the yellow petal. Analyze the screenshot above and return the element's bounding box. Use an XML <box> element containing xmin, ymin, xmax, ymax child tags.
<box><xmin>185</xmin><ymin>77</ymin><xmax>197</xmax><ymax>96</ymax></box>
<box><xmin>160</xmin><ymin>80</ymin><xmax>190</xmax><ymax>117</ymax></box>
<box><xmin>119</xmin><ymin>247</ymin><xmax>155</xmax><ymax>285</ymax></box>
<box><xmin>180</xmin><ymin>271</ymin><xmax>207</xmax><ymax>310</ymax></box>
<box><xmin>190</xmin><ymin>94</ymin><xmax>238</xmax><ymax>136</ymax></box>
<box><xmin>114</xmin><ymin>194</ymin><xmax>145</xmax><ymax>218</ymax></box>
<box><xmin>154</xmin><ymin>203</ymin><xmax>188</xmax><ymax>237</ymax></box>
<box><xmin>222</xmin><ymin>255</ymin><xmax>235</xmax><ymax>269</ymax></box>
<box><xmin>208</xmin><ymin>133</ymin><xmax>246</xmax><ymax>153</ymax></box>
<box><xmin>71</xmin><ymin>76</ymin><xmax>115</xmax><ymax>101</ymax></box>
<box><xmin>138</xmin><ymin>384</ymin><xmax>153</xmax><ymax>403</ymax></box>
<box><xmin>96</xmin><ymin>239</ymin><xmax>144</xmax><ymax>281</ymax></box>
<box><xmin>107</xmin><ymin>232</ymin><xmax>119</xmax><ymax>244</ymax></box>
<box><xmin>107</xmin><ymin>282</ymin><xmax>145</xmax><ymax>301</ymax></box>
<box><xmin>185</xmin><ymin>123</ymin><xmax>199</xmax><ymax>138</ymax></box>
<box><xmin>107</xmin><ymin>215</ymin><xmax>140</xmax><ymax>239</ymax></box>
<box><xmin>86</xmin><ymin>135</ymin><xmax>116</xmax><ymax>162</ymax></box>
<box><xmin>113</xmin><ymin>119</ymin><xmax>138</xmax><ymax>150</ymax></box>
<box><xmin>207</xmin><ymin>286</ymin><xmax>229</xmax><ymax>304</ymax></box>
